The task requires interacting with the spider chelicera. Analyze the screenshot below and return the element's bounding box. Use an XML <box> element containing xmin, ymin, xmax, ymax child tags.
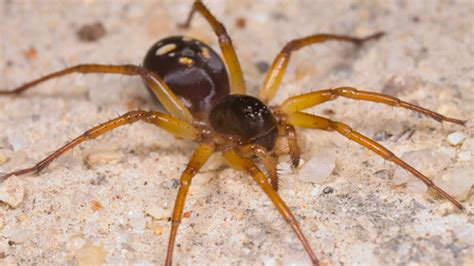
<box><xmin>0</xmin><ymin>1</ymin><xmax>467</xmax><ymax>265</ymax></box>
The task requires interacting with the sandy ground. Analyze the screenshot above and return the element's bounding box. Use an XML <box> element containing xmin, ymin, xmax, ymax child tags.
<box><xmin>0</xmin><ymin>0</ymin><xmax>473</xmax><ymax>265</ymax></box>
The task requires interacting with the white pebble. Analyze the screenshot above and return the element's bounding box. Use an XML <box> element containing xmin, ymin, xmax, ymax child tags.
<box><xmin>458</xmin><ymin>151</ymin><xmax>471</xmax><ymax>161</ymax></box>
<box><xmin>311</xmin><ymin>187</ymin><xmax>321</xmax><ymax>197</ymax></box>
<box><xmin>393</xmin><ymin>149</ymin><xmax>449</xmax><ymax>194</ymax></box>
<box><xmin>128</xmin><ymin>210</ymin><xmax>147</xmax><ymax>234</ymax></box>
<box><xmin>447</xmin><ymin>132</ymin><xmax>466</xmax><ymax>146</ymax></box>
<box><xmin>461</xmin><ymin>138</ymin><xmax>474</xmax><ymax>153</ymax></box>
<box><xmin>145</xmin><ymin>205</ymin><xmax>168</xmax><ymax>220</ymax></box>
<box><xmin>7</xmin><ymin>132</ymin><xmax>29</xmax><ymax>151</ymax></box>
<box><xmin>121</xmin><ymin>169</ymin><xmax>139</xmax><ymax>183</ymax></box>
<box><xmin>298</xmin><ymin>152</ymin><xmax>336</xmax><ymax>184</ymax></box>
<box><xmin>134</xmin><ymin>260</ymin><xmax>154</xmax><ymax>266</ymax></box>
<box><xmin>0</xmin><ymin>175</ymin><xmax>25</xmax><ymax>208</ymax></box>
<box><xmin>7</xmin><ymin>229</ymin><xmax>31</xmax><ymax>243</ymax></box>
<box><xmin>260</xmin><ymin>255</ymin><xmax>280</xmax><ymax>266</ymax></box>
<box><xmin>201</xmin><ymin>153</ymin><xmax>225</xmax><ymax>171</ymax></box>
<box><xmin>86</xmin><ymin>150</ymin><xmax>123</xmax><ymax>167</ymax></box>
<box><xmin>453</xmin><ymin>224</ymin><xmax>474</xmax><ymax>245</ymax></box>
<box><xmin>407</xmin><ymin>178</ymin><xmax>429</xmax><ymax>194</ymax></box>
<box><xmin>433</xmin><ymin>167</ymin><xmax>473</xmax><ymax>200</ymax></box>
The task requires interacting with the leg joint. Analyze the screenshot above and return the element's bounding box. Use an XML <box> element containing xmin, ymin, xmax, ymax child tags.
<box><xmin>180</xmin><ymin>179</ymin><xmax>191</xmax><ymax>187</ymax></box>
<box><xmin>216</xmin><ymin>24</ymin><xmax>231</xmax><ymax>44</ymax></box>
<box><xmin>333</xmin><ymin>87</ymin><xmax>357</xmax><ymax>96</ymax></box>
<box><xmin>185</xmin><ymin>166</ymin><xmax>198</xmax><ymax>176</ymax></box>
<box><xmin>283</xmin><ymin>41</ymin><xmax>299</xmax><ymax>53</ymax></box>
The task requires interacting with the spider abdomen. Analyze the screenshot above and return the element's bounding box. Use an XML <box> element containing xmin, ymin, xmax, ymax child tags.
<box><xmin>143</xmin><ymin>36</ymin><xmax>230</xmax><ymax>114</ymax></box>
<box><xmin>209</xmin><ymin>94</ymin><xmax>278</xmax><ymax>150</ymax></box>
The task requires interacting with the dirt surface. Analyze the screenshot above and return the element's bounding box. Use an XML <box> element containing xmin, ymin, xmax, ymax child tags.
<box><xmin>1</xmin><ymin>1</ymin><xmax>473</xmax><ymax>265</ymax></box>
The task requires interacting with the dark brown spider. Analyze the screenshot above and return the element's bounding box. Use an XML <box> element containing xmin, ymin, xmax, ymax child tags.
<box><xmin>0</xmin><ymin>1</ymin><xmax>467</xmax><ymax>265</ymax></box>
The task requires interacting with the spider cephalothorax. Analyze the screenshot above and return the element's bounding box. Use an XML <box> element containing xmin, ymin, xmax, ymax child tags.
<box><xmin>0</xmin><ymin>1</ymin><xmax>467</xmax><ymax>266</ymax></box>
<box><xmin>209</xmin><ymin>94</ymin><xmax>278</xmax><ymax>150</ymax></box>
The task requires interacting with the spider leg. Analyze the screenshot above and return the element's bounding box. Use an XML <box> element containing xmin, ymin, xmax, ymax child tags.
<box><xmin>275</xmin><ymin>124</ymin><xmax>301</xmax><ymax>168</ymax></box>
<box><xmin>179</xmin><ymin>1</ymin><xmax>246</xmax><ymax>94</ymax></box>
<box><xmin>286</xmin><ymin>111</ymin><xmax>464</xmax><ymax>210</ymax></box>
<box><xmin>166</xmin><ymin>143</ymin><xmax>215</xmax><ymax>266</ymax></box>
<box><xmin>238</xmin><ymin>144</ymin><xmax>279</xmax><ymax>191</ymax></box>
<box><xmin>280</xmin><ymin>87</ymin><xmax>466</xmax><ymax>125</ymax></box>
<box><xmin>0</xmin><ymin>110</ymin><xmax>199</xmax><ymax>181</ymax></box>
<box><xmin>284</xmin><ymin>124</ymin><xmax>301</xmax><ymax>168</ymax></box>
<box><xmin>258</xmin><ymin>32</ymin><xmax>384</xmax><ymax>103</ymax></box>
<box><xmin>223</xmin><ymin>148</ymin><xmax>320</xmax><ymax>266</ymax></box>
<box><xmin>0</xmin><ymin>64</ymin><xmax>193</xmax><ymax>122</ymax></box>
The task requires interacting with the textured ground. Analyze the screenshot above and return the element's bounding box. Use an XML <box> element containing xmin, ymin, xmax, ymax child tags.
<box><xmin>0</xmin><ymin>1</ymin><xmax>473</xmax><ymax>265</ymax></box>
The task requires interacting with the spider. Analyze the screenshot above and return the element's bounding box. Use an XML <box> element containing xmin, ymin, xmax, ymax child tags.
<box><xmin>0</xmin><ymin>1</ymin><xmax>467</xmax><ymax>265</ymax></box>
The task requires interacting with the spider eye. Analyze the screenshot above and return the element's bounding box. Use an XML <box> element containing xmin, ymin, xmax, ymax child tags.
<box><xmin>209</xmin><ymin>94</ymin><xmax>278</xmax><ymax>150</ymax></box>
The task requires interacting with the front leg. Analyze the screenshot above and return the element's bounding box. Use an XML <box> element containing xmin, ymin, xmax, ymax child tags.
<box><xmin>0</xmin><ymin>64</ymin><xmax>193</xmax><ymax>122</ymax></box>
<box><xmin>0</xmin><ymin>111</ymin><xmax>199</xmax><ymax>181</ymax></box>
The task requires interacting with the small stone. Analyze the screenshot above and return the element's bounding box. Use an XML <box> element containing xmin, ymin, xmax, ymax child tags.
<box><xmin>0</xmin><ymin>176</ymin><xmax>25</xmax><ymax>208</ymax></box>
<box><xmin>0</xmin><ymin>151</ymin><xmax>8</xmax><ymax>165</ymax></box>
<box><xmin>90</xmin><ymin>200</ymin><xmax>103</xmax><ymax>212</ymax></box>
<box><xmin>281</xmin><ymin>254</ymin><xmax>312</xmax><ymax>266</ymax></box>
<box><xmin>323</xmin><ymin>186</ymin><xmax>334</xmax><ymax>194</ymax></box>
<box><xmin>145</xmin><ymin>205</ymin><xmax>168</xmax><ymax>220</ymax></box>
<box><xmin>374</xmin><ymin>169</ymin><xmax>394</xmax><ymax>180</ymax></box>
<box><xmin>77</xmin><ymin>22</ymin><xmax>106</xmax><ymax>42</ymax></box>
<box><xmin>85</xmin><ymin>150</ymin><xmax>123</xmax><ymax>167</ymax></box>
<box><xmin>310</xmin><ymin>187</ymin><xmax>321</xmax><ymax>197</ymax></box>
<box><xmin>446</xmin><ymin>132</ymin><xmax>466</xmax><ymax>146</ymax></box>
<box><xmin>457</xmin><ymin>151</ymin><xmax>471</xmax><ymax>161</ymax></box>
<box><xmin>154</xmin><ymin>227</ymin><xmax>164</xmax><ymax>236</ymax></box>
<box><xmin>7</xmin><ymin>229</ymin><xmax>31</xmax><ymax>243</ymax></box>
<box><xmin>461</xmin><ymin>138</ymin><xmax>474</xmax><ymax>153</ymax></box>
<box><xmin>438</xmin><ymin>146</ymin><xmax>457</xmax><ymax>158</ymax></box>
<box><xmin>298</xmin><ymin>152</ymin><xmax>336</xmax><ymax>184</ymax></box>
<box><xmin>74</xmin><ymin>242</ymin><xmax>106</xmax><ymax>266</ymax></box>
<box><xmin>260</xmin><ymin>255</ymin><xmax>280</xmax><ymax>266</ymax></box>
<box><xmin>393</xmin><ymin>149</ymin><xmax>450</xmax><ymax>194</ymax></box>
<box><xmin>128</xmin><ymin>210</ymin><xmax>147</xmax><ymax>234</ymax></box>
<box><xmin>434</xmin><ymin>202</ymin><xmax>457</xmax><ymax>216</ymax></box>
<box><xmin>200</xmin><ymin>153</ymin><xmax>225</xmax><ymax>172</ymax></box>
<box><xmin>453</xmin><ymin>225</ymin><xmax>474</xmax><ymax>245</ymax></box>
<box><xmin>373</xmin><ymin>130</ymin><xmax>392</xmax><ymax>141</ymax></box>
<box><xmin>7</xmin><ymin>132</ymin><xmax>29</xmax><ymax>151</ymax></box>
<box><xmin>256</xmin><ymin>61</ymin><xmax>270</xmax><ymax>74</ymax></box>
<box><xmin>433</xmin><ymin>167</ymin><xmax>473</xmax><ymax>200</ymax></box>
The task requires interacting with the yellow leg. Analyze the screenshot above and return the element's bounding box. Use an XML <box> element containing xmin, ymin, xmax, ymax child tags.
<box><xmin>286</xmin><ymin>111</ymin><xmax>464</xmax><ymax>210</ymax></box>
<box><xmin>165</xmin><ymin>143</ymin><xmax>215</xmax><ymax>266</ymax></box>
<box><xmin>238</xmin><ymin>144</ymin><xmax>279</xmax><ymax>191</ymax></box>
<box><xmin>280</xmin><ymin>87</ymin><xmax>466</xmax><ymax>125</ymax></box>
<box><xmin>223</xmin><ymin>148</ymin><xmax>320</xmax><ymax>266</ymax></box>
<box><xmin>0</xmin><ymin>64</ymin><xmax>193</xmax><ymax>122</ymax></box>
<box><xmin>275</xmin><ymin>124</ymin><xmax>301</xmax><ymax>167</ymax></box>
<box><xmin>284</xmin><ymin>124</ymin><xmax>301</xmax><ymax>168</ymax></box>
<box><xmin>0</xmin><ymin>110</ymin><xmax>198</xmax><ymax>181</ymax></box>
<box><xmin>258</xmin><ymin>32</ymin><xmax>383</xmax><ymax>103</ymax></box>
<box><xmin>179</xmin><ymin>1</ymin><xmax>246</xmax><ymax>94</ymax></box>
